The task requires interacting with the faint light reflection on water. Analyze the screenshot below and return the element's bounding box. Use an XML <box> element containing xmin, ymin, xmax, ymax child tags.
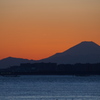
<box><xmin>0</xmin><ymin>75</ymin><xmax>100</xmax><ymax>100</ymax></box>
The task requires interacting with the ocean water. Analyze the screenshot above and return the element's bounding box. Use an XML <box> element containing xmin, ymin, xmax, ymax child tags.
<box><xmin>0</xmin><ymin>75</ymin><xmax>100</xmax><ymax>100</ymax></box>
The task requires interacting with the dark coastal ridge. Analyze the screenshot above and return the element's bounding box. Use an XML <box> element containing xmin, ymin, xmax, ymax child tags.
<box><xmin>0</xmin><ymin>41</ymin><xmax>100</xmax><ymax>76</ymax></box>
<box><xmin>0</xmin><ymin>62</ymin><xmax>100</xmax><ymax>76</ymax></box>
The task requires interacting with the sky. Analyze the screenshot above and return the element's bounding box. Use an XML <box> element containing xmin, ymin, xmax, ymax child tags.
<box><xmin>0</xmin><ymin>0</ymin><xmax>100</xmax><ymax>60</ymax></box>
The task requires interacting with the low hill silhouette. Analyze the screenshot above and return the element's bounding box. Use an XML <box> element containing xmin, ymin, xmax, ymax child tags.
<box><xmin>0</xmin><ymin>57</ymin><xmax>36</xmax><ymax>69</ymax></box>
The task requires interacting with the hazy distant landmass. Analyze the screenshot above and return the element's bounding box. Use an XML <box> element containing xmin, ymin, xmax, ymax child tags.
<box><xmin>0</xmin><ymin>41</ymin><xmax>100</xmax><ymax>69</ymax></box>
<box><xmin>0</xmin><ymin>57</ymin><xmax>36</xmax><ymax>69</ymax></box>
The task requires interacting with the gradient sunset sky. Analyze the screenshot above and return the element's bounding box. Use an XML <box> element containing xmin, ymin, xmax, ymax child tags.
<box><xmin>0</xmin><ymin>0</ymin><xmax>100</xmax><ymax>60</ymax></box>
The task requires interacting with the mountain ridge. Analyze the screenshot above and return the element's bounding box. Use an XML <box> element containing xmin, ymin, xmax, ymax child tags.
<box><xmin>0</xmin><ymin>41</ymin><xmax>100</xmax><ymax>68</ymax></box>
<box><xmin>39</xmin><ymin>41</ymin><xmax>100</xmax><ymax>64</ymax></box>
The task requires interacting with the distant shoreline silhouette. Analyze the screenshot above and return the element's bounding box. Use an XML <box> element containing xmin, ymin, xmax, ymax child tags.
<box><xmin>0</xmin><ymin>62</ymin><xmax>100</xmax><ymax>76</ymax></box>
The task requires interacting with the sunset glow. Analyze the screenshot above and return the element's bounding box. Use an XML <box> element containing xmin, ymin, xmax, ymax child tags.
<box><xmin>0</xmin><ymin>0</ymin><xmax>100</xmax><ymax>60</ymax></box>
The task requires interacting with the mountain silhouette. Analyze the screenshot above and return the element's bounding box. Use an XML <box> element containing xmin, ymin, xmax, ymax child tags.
<box><xmin>0</xmin><ymin>41</ymin><xmax>100</xmax><ymax>68</ymax></box>
<box><xmin>0</xmin><ymin>57</ymin><xmax>36</xmax><ymax>69</ymax></box>
<box><xmin>40</xmin><ymin>41</ymin><xmax>100</xmax><ymax>64</ymax></box>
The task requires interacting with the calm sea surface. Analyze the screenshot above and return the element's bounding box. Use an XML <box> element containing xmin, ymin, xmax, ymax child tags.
<box><xmin>0</xmin><ymin>75</ymin><xmax>100</xmax><ymax>100</ymax></box>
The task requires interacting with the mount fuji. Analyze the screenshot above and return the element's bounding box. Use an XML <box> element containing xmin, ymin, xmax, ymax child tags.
<box><xmin>40</xmin><ymin>41</ymin><xmax>100</xmax><ymax>64</ymax></box>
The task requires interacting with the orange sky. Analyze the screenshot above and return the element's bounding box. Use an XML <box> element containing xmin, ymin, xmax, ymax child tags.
<box><xmin>0</xmin><ymin>0</ymin><xmax>100</xmax><ymax>60</ymax></box>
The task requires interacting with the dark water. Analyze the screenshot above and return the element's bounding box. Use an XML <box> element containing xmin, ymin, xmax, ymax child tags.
<box><xmin>0</xmin><ymin>75</ymin><xmax>100</xmax><ymax>100</ymax></box>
